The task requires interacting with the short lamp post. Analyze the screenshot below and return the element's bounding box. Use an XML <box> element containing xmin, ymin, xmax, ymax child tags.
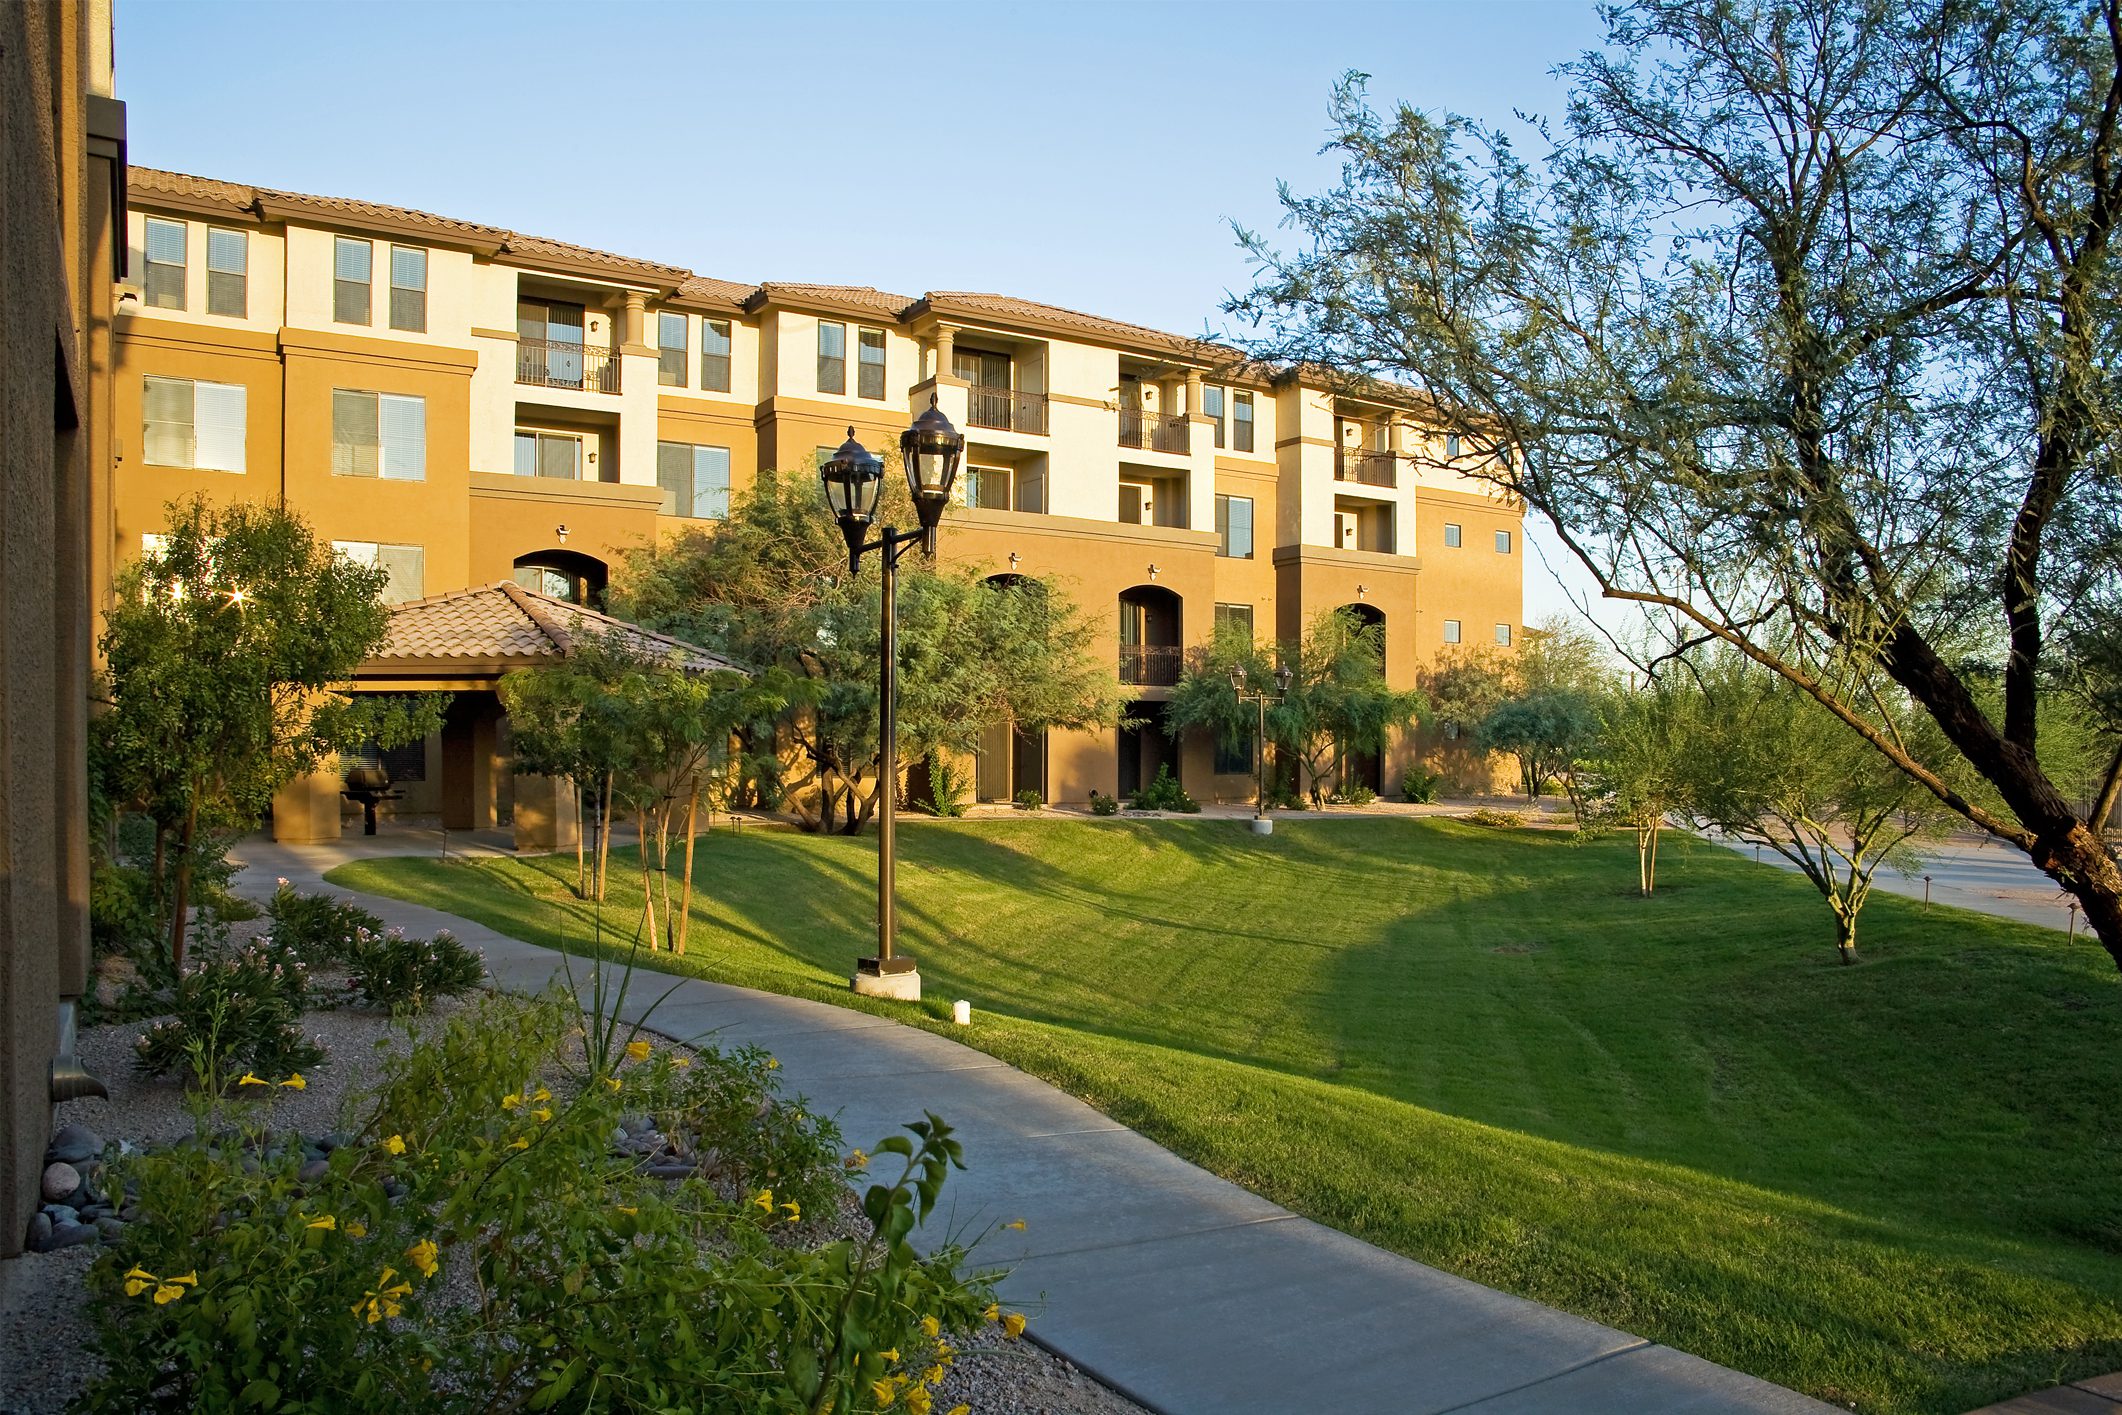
<box><xmin>1230</xmin><ymin>661</ymin><xmax>1293</xmax><ymax>835</ymax></box>
<box><xmin>819</xmin><ymin>396</ymin><xmax>964</xmax><ymax>1001</ymax></box>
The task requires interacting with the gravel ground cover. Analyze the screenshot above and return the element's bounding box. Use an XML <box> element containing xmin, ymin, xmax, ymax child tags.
<box><xmin>0</xmin><ymin>977</ymin><xmax>1147</xmax><ymax>1415</ymax></box>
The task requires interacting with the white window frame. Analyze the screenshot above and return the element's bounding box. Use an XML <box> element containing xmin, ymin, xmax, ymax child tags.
<box><xmin>331</xmin><ymin>389</ymin><xmax>426</xmax><ymax>480</ymax></box>
<box><xmin>388</xmin><ymin>245</ymin><xmax>427</xmax><ymax>333</ymax></box>
<box><xmin>1443</xmin><ymin>619</ymin><xmax>1462</xmax><ymax>644</ymax></box>
<box><xmin>1496</xmin><ymin>529</ymin><xmax>1513</xmax><ymax>554</ymax></box>
<box><xmin>1495</xmin><ymin>623</ymin><xmax>1513</xmax><ymax>646</ymax></box>
<box><xmin>143</xmin><ymin>217</ymin><xmax>187</xmax><ymax>309</ymax></box>
<box><xmin>332</xmin><ymin>540</ymin><xmax>425</xmax><ymax>604</ymax></box>
<box><xmin>1444</xmin><ymin>523</ymin><xmax>1462</xmax><ymax>548</ymax></box>
<box><xmin>206</xmin><ymin>227</ymin><xmax>247</xmax><ymax>318</ymax></box>
<box><xmin>141</xmin><ymin>375</ymin><xmax>246</xmax><ymax>473</ymax></box>
<box><xmin>334</xmin><ymin>236</ymin><xmax>372</xmax><ymax>325</ymax></box>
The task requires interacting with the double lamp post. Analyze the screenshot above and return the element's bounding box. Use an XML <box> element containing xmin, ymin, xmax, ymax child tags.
<box><xmin>818</xmin><ymin>396</ymin><xmax>964</xmax><ymax>1002</ymax></box>
<box><xmin>1230</xmin><ymin>661</ymin><xmax>1293</xmax><ymax>834</ymax></box>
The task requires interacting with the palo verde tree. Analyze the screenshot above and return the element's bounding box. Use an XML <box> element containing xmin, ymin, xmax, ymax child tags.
<box><xmin>617</xmin><ymin>470</ymin><xmax>1122</xmax><ymax>833</ymax></box>
<box><xmin>1478</xmin><ymin>690</ymin><xmax>1603</xmax><ymax>808</ymax></box>
<box><xmin>1684</xmin><ymin>653</ymin><xmax>1964</xmax><ymax>964</ymax></box>
<box><xmin>1229</xmin><ymin>0</ymin><xmax>2122</xmax><ymax>965</ymax></box>
<box><xmin>1579</xmin><ymin>675</ymin><xmax>1700</xmax><ymax>895</ymax></box>
<box><xmin>1169</xmin><ymin>607</ymin><xmax>1423</xmax><ymax>806</ymax></box>
<box><xmin>97</xmin><ymin>496</ymin><xmax>442</xmax><ymax>969</ymax></box>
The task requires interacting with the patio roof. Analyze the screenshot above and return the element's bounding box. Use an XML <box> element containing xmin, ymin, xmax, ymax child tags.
<box><xmin>350</xmin><ymin>580</ymin><xmax>741</xmax><ymax>690</ymax></box>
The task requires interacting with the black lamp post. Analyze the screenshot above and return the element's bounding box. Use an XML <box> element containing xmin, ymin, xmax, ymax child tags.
<box><xmin>1230</xmin><ymin>661</ymin><xmax>1294</xmax><ymax>828</ymax></box>
<box><xmin>819</xmin><ymin>396</ymin><xmax>963</xmax><ymax>999</ymax></box>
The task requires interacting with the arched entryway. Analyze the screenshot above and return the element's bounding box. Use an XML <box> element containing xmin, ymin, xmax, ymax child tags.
<box><xmin>513</xmin><ymin>548</ymin><xmax>607</xmax><ymax>608</ymax></box>
<box><xmin>1336</xmin><ymin>601</ymin><xmax>1387</xmax><ymax>794</ymax></box>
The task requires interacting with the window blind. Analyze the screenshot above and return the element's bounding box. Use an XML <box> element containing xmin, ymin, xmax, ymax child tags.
<box><xmin>817</xmin><ymin>321</ymin><xmax>845</xmax><ymax>395</ymax></box>
<box><xmin>142</xmin><ymin>376</ymin><xmax>193</xmax><ymax>466</ymax></box>
<box><xmin>206</xmin><ymin>228</ymin><xmax>246</xmax><ymax>318</ymax></box>
<box><xmin>389</xmin><ymin>246</ymin><xmax>426</xmax><ymax>332</ymax></box>
<box><xmin>192</xmin><ymin>382</ymin><xmax>247</xmax><ymax>472</ymax></box>
<box><xmin>332</xmin><ymin>391</ymin><xmax>380</xmax><ymax>476</ymax></box>
<box><xmin>379</xmin><ymin>394</ymin><xmax>426</xmax><ymax>480</ymax></box>
<box><xmin>857</xmin><ymin>327</ymin><xmax>886</xmax><ymax>400</ymax></box>
<box><xmin>334</xmin><ymin>237</ymin><xmax>372</xmax><ymax>324</ymax></box>
<box><xmin>701</xmin><ymin>320</ymin><xmax>731</xmax><ymax>392</ymax></box>
<box><xmin>144</xmin><ymin>218</ymin><xmax>186</xmax><ymax>309</ymax></box>
<box><xmin>376</xmin><ymin>545</ymin><xmax>424</xmax><ymax>604</ymax></box>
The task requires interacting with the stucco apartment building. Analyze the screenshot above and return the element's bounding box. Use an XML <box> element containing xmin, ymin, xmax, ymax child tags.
<box><xmin>104</xmin><ymin>167</ymin><xmax>1522</xmax><ymax>829</ymax></box>
<box><xmin>2</xmin><ymin>0</ymin><xmax>123</xmax><ymax>1258</ymax></box>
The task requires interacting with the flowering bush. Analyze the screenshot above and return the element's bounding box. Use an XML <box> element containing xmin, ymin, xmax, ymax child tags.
<box><xmin>131</xmin><ymin>942</ymin><xmax>324</xmax><ymax>1090</ymax></box>
<box><xmin>1127</xmin><ymin>764</ymin><xmax>1201</xmax><ymax>813</ymax></box>
<box><xmin>343</xmin><ymin>926</ymin><xmax>485</xmax><ymax>1013</ymax></box>
<box><xmin>266</xmin><ymin>881</ymin><xmax>386</xmax><ymax>965</ymax></box>
<box><xmin>83</xmin><ymin>993</ymin><xmax>1012</xmax><ymax>1414</ymax></box>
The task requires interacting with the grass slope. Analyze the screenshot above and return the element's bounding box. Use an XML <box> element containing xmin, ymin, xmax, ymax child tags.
<box><xmin>331</xmin><ymin>818</ymin><xmax>2122</xmax><ymax>1414</ymax></box>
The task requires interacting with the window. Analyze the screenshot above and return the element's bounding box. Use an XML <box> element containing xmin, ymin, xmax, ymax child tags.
<box><xmin>1203</xmin><ymin>385</ymin><xmax>1225</xmax><ymax>448</ymax></box>
<box><xmin>1213</xmin><ymin>602</ymin><xmax>1254</xmax><ymax>639</ymax></box>
<box><xmin>141</xmin><ymin>376</ymin><xmax>246</xmax><ymax>472</ymax></box>
<box><xmin>857</xmin><ymin>326</ymin><xmax>886</xmax><ymax>400</ymax></box>
<box><xmin>1443</xmin><ymin>619</ymin><xmax>1462</xmax><ymax>644</ymax></box>
<box><xmin>1445</xmin><ymin>433</ymin><xmax>1461</xmax><ymax>457</ymax></box>
<box><xmin>1495</xmin><ymin>623</ymin><xmax>1513</xmax><ymax>646</ymax></box>
<box><xmin>1233</xmin><ymin>392</ymin><xmax>1255</xmax><ymax>453</ymax></box>
<box><xmin>206</xmin><ymin>227</ymin><xmax>246</xmax><ymax>317</ymax></box>
<box><xmin>964</xmin><ymin>465</ymin><xmax>1013</xmax><ymax>511</ymax></box>
<box><xmin>657</xmin><ymin>441</ymin><xmax>731</xmax><ymax>519</ymax></box>
<box><xmin>1495</xmin><ymin>529</ymin><xmax>1513</xmax><ymax>554</ymax></box>
<box><xmin>143</xmin><ymin>217</ymin><xmax>186</xmax><ymax>309</ymax></box>
<box><xmin>1444</xmin><ymin>523</ymin><xmax>1461</xmax><ymax>548</ymax></box>
<box><xmin>333</xmin><ymin>237</ymin><xmax>372</xmax><ymax>324</ymax></box>
<box><xmin>817</xmin><ymin>320</ymin><xmax>846</xmax><ymax>395</ymax></box>
<box><xmin>1215</xmin><ymin>729</ymin><xmax>1255</xmax><ymax>777</ymax></box>
<box><xmin>701</xmin><ymin>318</ymin><xmax>731</xmax><ymax>392</ymax></box>
<box><xmin>388</xmin><ymin>245</ymin><xmax>426</xmax><ymax>332</ymax></box>
<box><xmin>332</xmin><ymin>541</ymin><xmax>424</xmax><ymax>604</ymax></box>
<box><xmin>1214</xmin><ymin>494</ymin><xmax>1254</xmax><ymax>559</ymax></box>
<box><xmin>658</xmin><ymin>312</ymin><xmax>687</xmax><ymax>386</ymax></box>
<box><xmin>331</xmin><ymin>389</ymin><xmax>426</xmax><ymax>479</ymax></box>
<box><xmin>513</xmin><ymin>430</ymin><xmax>581</xmax><ymax>480</ymax></box>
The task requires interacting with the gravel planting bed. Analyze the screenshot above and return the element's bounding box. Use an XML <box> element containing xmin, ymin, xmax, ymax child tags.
<box><xmin>0</xmin><ymin>987</ymin><xmax>1148</xmax><ymax>1415</ymax></box>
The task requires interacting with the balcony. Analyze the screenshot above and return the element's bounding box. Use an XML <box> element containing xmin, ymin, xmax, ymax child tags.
<box><xmin>1119</xmin><ymin>644</ymin><xmax>1184</xmax><ymax>687</ymax></box>
<box><xmin>1120</xmin><ymin>406</ymin><xmax>1190</xmax><ymax>455</ymax></box>
<box><xmin>1336</xmin><ymin>449</ymin><xmax>1397</xmax><ymax>487</ymax></box>
<box><xmin>516</xmin><ymin>338</ymin><xmax>621</xmax><ymax>394</ymax></box>
<box><xmin>967</xmin><ymin>383</ymin><xmax>1049</xmax><ymax>435</ymax></box>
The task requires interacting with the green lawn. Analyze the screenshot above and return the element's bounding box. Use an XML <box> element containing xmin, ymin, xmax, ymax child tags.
<box><xmin>330</xmin><ymin>817</ymin><xmax>2122</xmax><ymax>1415</ymax></box>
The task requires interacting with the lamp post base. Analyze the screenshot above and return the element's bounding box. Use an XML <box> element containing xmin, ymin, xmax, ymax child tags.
<box><xmin>1251</xmin><ymin>817</ymin><xmax>1274</xmax><ymax>836</ymax></box>
<box><xmin>852</xmin><ymin>956</ymin><xmax>921</xmax><ymax>1001</ymax></box>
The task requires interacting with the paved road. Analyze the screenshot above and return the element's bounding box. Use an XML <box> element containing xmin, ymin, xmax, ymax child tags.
<box><xmin>232</xmin><ymin>833</ymin><xmax>1834</xmax><ymax>1415</ymax></box>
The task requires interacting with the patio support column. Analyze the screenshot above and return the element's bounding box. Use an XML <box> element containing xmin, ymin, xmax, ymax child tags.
<box><xmin>440</xmin><ymin>694</ymin><xmax>501</xmax><ymax>832</ymax></box>
<box><xmin>272</xmin><ymin>762</ymin><xmax>345</xmax><ymax>844</ymax></box>
<box><xmin>512</xmin><ymin>773</ymin><xmax>579</xmax><ymax>853</ymax></box>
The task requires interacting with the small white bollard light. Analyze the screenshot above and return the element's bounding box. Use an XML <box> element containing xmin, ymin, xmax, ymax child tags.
<box><xmin>952</xmin><ymin>999</ymin><xmax>972</xmax><ymax>1027</ymax></box>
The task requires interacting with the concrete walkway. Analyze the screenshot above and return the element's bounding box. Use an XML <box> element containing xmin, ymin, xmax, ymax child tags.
<box><xmin>232</xmin><ymin>834</ymin><xmax>1834</xmax><ymax>1415</ymax></box>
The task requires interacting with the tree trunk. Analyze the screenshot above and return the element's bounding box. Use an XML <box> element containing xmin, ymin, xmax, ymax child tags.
<box><xmin>1647</xmin><ymin>821</ymin><xmax>1661</xmax><ymax>894</ymax></box>
<box><xmin>638</xmin><ymin>811</ymin><xmax>658</xmax><ymax>949</ymax></box>
<box><xmin>573</xmin><ymin>780</ymin><xmax>587</xmax><ymax>899</ymax></box>
<box><xmin>595</xmin><ymin>773</ymin><xmax>614</xmax><ymax>903</ymax></box>
<box><xmin>2033</xmin><ymin>820</ymin><xmax>2122</xmax><ymax>971</ymax></box>
<box><xmin>1636</xmin><ymin>825</ymin><xmax>1653</xmax><ymax>896</ymax></box>
<box><xmin>676</xmin><ymin>786</ymin><xmax>699</xmax><ymax>956</ymax></box>
<box><xmin>168</xmin><ymin>799</ymin><xmax>199</xmax><ymax>972</ymax></box>
<box><xmin>1833</xmin><ymin>908</ymin><xmax>1859</xmax><ymax>966</ymax></box>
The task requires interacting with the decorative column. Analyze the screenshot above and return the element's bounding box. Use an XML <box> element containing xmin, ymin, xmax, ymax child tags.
<box><xmin>620</xmin><ymin>290</ymin><xmax>649</xmax><ymax>353</ymax></box>
<box><xmin>934</xmin><ymin>326</ymin><xmax>955</xmax><ymax>379</ymax></box>
<box><xmin>1185</xmin><ymin>370</ymin><xmax>1204</xmax><ymax>417</ymax></box>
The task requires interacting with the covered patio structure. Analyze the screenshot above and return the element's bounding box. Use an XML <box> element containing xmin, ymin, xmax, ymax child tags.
<box><xmin>270</xmin><ymin>580</ymin><xmax>740</xmax><ymax>852</ymax></box>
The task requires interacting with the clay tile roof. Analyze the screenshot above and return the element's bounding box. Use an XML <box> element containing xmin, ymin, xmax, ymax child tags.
<box><xmin>922</xmin><ymin>290</ymin><xmax>1229</xmax><ymax>360</ymax></box>
<box><xmin>129</xmin><ymin>166</ymin><xmax>257</xmax><ymax>208</ymax></box>
<box><xmin>369</xmin><ymin>581</ymin><xmax>742</xmax><ymax>675</ymax></box>
<box><xmin>498</xmin><ymin>232</ymin><xmax>691</xmax><ymax>282</ymax></box>
<box><xmin>258</xmin><ymin>187</ymin><xmax>507</xmax><ymax>243</ymax></box>
<box><xmin>675</xmin><ymin>274</ymin><xmax>760</xmax><ymax>306</ymax></box>
<box><xmin>753</xmin><ymin>281</ymin><xmax>917</xmax><ymax>314</ymax></box>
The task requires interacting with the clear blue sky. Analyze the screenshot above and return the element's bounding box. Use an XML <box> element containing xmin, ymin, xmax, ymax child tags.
<box><xmin>115</xmin><ymin>0</ymin><xmax>1617</xmax><ymax>628</ymax></box>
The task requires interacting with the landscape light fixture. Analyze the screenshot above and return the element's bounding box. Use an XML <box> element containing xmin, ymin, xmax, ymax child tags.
<box><xmin>1230</xmin><ymin>662</ymin><xmax>1294</xmax><ymax>832</ymax></box>
<box><xmin>819</xmin><ymin>398</ymin><xmax>965</xmax><ymax>1001</ymax></box>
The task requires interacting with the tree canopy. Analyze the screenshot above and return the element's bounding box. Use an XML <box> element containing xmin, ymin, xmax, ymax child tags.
<box><xmin>1230</xmin><ymin>0</ymin><xmax>2122</xmax><ymax>963</ymax></box>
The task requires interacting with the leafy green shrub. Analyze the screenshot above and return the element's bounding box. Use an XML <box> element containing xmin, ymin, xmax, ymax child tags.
<box><xmin>1013</xmin><ymin>788</ymin><xmax>1043</xmax><ymax>812</ymax></box>
<box><xmin>1128</xmin><ymin>764</ymin><xmax>1201</xmax><ymax>813</ymax></box>
<box><xmin>1465</xmin><ymin>807</ymin><xmax>1525</xmax><ymax>829</ymax></box>
<box><xmin>343</xmin><ymin>927</ymin><xmax>485</xmax><ymax>1013</ymax></box>
<box><xmin>1264</xmin><ymin>781</ymin><xmax>1308</xmax><ymax>810</ymax></box>
<box><xmin>1087</xmin><ymin>790</ymin><xmax>1119</xmax><ymax>816</ymax></box>
<box><xmin>267</xmin><ymin>883</ymin><xmax>386</xmax><ymax>964</ymax></box>
<box><xmin>1332</xmin><ymin>784</ymin><xmax>1378</xmax><ymax>806</ymax></box>
<box><xmin>132</xmin><ymin>944</ymin><xmax>324</xmax><ymax>1090</ymax></box>
<box><xmin>91</xmin><ymin>863</ymin><xmax>159</xmax><ymax>956</ymax></box>
<box><xmin>85</xmin><ymin>993</ymin><xmax>1006</xmax><ymax>1415</ymax></box>
<box><xmin>920</xmin><ymin>751</ymin><xmax>969</xmax><ymax>817</ymax></box>
<box><xmin>1401</xmin><ymin>768</ymin><xmax>1441</xmax><ymax>803</ymax></box>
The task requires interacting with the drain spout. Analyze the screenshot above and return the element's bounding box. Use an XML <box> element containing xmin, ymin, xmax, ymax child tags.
<box><xmin>49</xmin><ymin>999</ymin><xmax>108</xmax><ymax>1103</ymax></box>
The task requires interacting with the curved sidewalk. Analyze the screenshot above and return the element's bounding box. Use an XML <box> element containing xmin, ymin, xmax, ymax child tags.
<box><xmin>234</xmin><ymin>836</ymin><xmax>1833</xmax><ymax>1415</ymax></box>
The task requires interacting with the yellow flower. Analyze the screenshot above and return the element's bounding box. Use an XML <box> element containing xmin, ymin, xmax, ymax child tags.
<box><xmin>531</xmin><ymin>1107</ymin><xmax>553</xmax><ymax>1124</ymax></box>
<box><xmin>881</xmin><ymin>1347</ymin><xmax>899</xmax><ymax>1363</ymax></box>
<box><xmin>531</xmin><ymin>1085</ymin><xmax>551</xmax><ymax>1103</ymax></box>
<box><xmin>870</xmin><ymin>1379</ymin><xmax>896</xmax><ymax>1408</ymax></box>
<box><xmin>905</xmin><ymin>1389</ymin><xmax>932</xmax><ymax>1415</ymax></box>
<box><xmin>1002</xmin><ymin>1311</ymin><xmax>1026</xmax><ymax>1340</ymax></box>
<box><xmin>383</xmin><ymin>1134</ymin><xmax>407</xmax><ymax>1155</ymax></box>
<box><xmin>936</xmin><ymin>1342</ymin><xmax>954</xmax><ymax>1365</ymax></box>
<box><xmin>1004</xmin><ymin>1218</ymin><xmax>1026</xmax><ymax>1231</ymax></box>
<box><xmin>672</xmin><ymin>1055</ymin><xmax>692</xmax><ymax>1069</ymax></box>
<box><xmin>345</xmin><ymin>1221</ymin><xmax>368</xmax><ymax>1239</ymax></box>
<box><xmin>152</xmin><ymin>1284</ymin><xmax>185</xmax><ymax>1304</ymax></box>
<box><xmin>780</xmin><ymin>1201</ymin><xmax>801</xmax><ymax>1223</ymax></box>
<box><xmin>123</xmin><ymin>1269</ymin><xmax>153</xmax><ymax>1297</ymax></box>
<box><xmin>948</xmin><ymin>1406</ymin><xmax>971</xmax><ymax>1415</ymax></box>
<box><xmin>766</xmin><ymin>1057</ymin><xmax>780</xmax><ymax>1070</ymax></box>
<box><xmin>625</xmin><ymin>1040</ymin><xmax>651</xmax><ymax>1062</ymax></box>
<box><xmin>981</xmin><ymin>1303</ymin><xmax>999</xmax><ymax>1324</ymax></box>
<box><xmin>501</xmin><ymin>1091</ymin><xmax>523</xmax><ymax>1111</ymax></box>
<box><xmin>844</xmin><ymin>1149</ymin><xmax>868</xmax><ymax>1171</ymax></box>
<box><xmin>616</xmin><ymin>1205</ymin><xmax>638</xmax><ymax>1217</ymax></box>
<box><xmin>305</xmin><ymin>1215</ymin><xmax>336</xmax><ymax>1231</ymax></box>
<box><xmin>405</xmin><ymin>1239</ymin><xmax>439</xmax><ymax>1279</ymax></box>
<box><xmin>352</xmin><ymin>1268</ymin><xmax>413</xmax><ymax>1325</ymax></box>
<box><xmin>919</xmin><ymin>1315</ymin><xmax>940</xmax><ymax>1339</ymax></box>
<box><xmin>236</xmin><ymin>1073</ymin><xmax>266</xmax><ymax>1087</ymax></box>
<box><xmin>922</xmin><ymin>1364</ymin><xmax>944</xmax><ymax>1385</ymax></box>
<box><xmin>600</xmin><ymin>1076</ymin><xmax>621</xmax><ymax>1091</ymax></box>
<box><xmin>752</xmin><ymin>1188</ymin><xmax>773</xmax><ymax>1214</ymax></box>
<box><xmin>278</xmin><ymin>1073</ymin><xmax>306</xmax><ymax>1091</ymax></box>
<box><xmin>508</xmin><ymin>1136</ymin><xmax>529</xmax><ymax>1151</ymax></box>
